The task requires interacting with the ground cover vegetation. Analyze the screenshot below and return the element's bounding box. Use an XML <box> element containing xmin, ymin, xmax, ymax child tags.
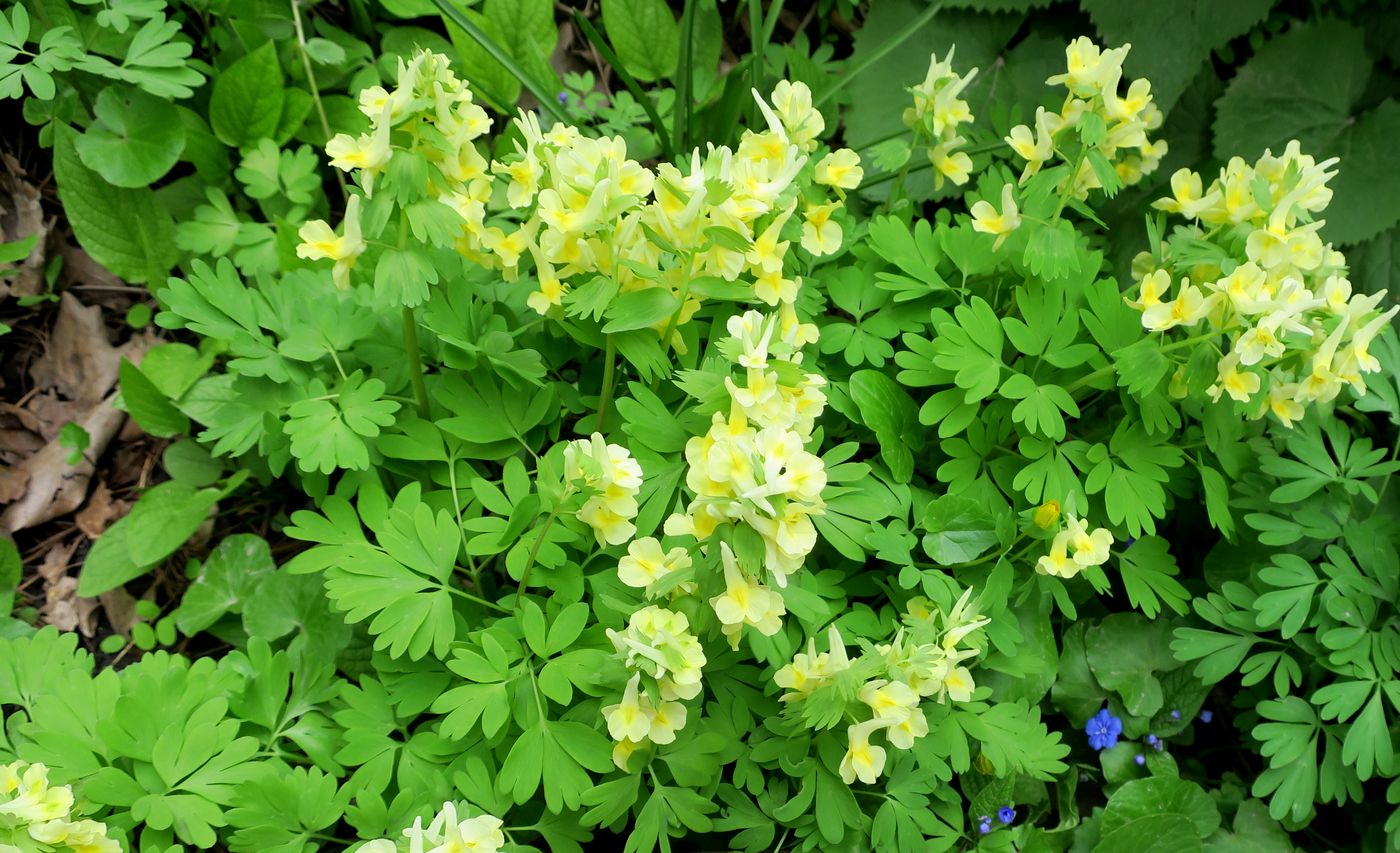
<box><xmin>1</xmin><ymin>0</ymin><xmax>1399</xmax><ymax>851</ymax></box>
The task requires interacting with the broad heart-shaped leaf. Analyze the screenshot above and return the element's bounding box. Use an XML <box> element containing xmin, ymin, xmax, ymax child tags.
<box><xmin>1213</xmin><ymin>20</ymin><xmax>1400</xmax><ymax>245</ymax></box>
<box><xmin>600</xmin><ymin>0</ymin><xmax>679</xmax><ymax>82</ymax></box>
<box><xmin>175</xmin><ymin>534</ymin><xmax>276</xmax><ymax>634</ymax></box>
<box><xmin>208</xmin><ymin>41</ymin><xmax>284</xmax><ymax>148</ymax></box>
<box><xmin>1081</xmin><ymin>0</ymin><xmax>1277</xmax><ymax>114</ymax></box>
<box><xmin>848</xmin><ymin>369</ymin><xmax>921</xmax><ymax>483</ymax></box>
<box><xmin>920</xmin><ymin>494</ymin><xmax>998</xmax><ymax>566</ymax></box>
<box><xmin>1085</xmin><ymin>613</ymin><xmax>1181</xmax><ymax>718</ymax></box>
<box><xmin>74</xmin><ymin>86</ymin><xmax>186</xmax><ymax>188</ymax></box>
<box><xmin>52</xmin><ymin>123</ymin><xmax>176</xmax><ymax>284</ymax></box>
<box><xmin>1100</xmin><ymin>777</ymin><xmax>1221</xmax><ymax>842</ymax></box>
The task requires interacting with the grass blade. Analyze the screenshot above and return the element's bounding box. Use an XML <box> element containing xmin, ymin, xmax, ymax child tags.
<box><xmin>429</xmin><ymin>0</ymin><xmax>571</xmax><ymax>126</ymax></box>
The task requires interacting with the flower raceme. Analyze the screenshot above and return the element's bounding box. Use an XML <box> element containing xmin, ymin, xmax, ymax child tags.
<box><xmin>1133</xmin><ymin>141</ymin><xmax>1398</xmax><ymax>426</ymax></box>
<box><xmin>561</xmin><ymin>433</ymin><xmax>643</xmax><ymax>546</ymax></box>
<box><xmin>904</xmin><ymin>49</ymin><xmax>979</xmax><ymax>189</ymax></box>
<box><xmin>1006</xmin><ymin>37</ymin><xmax>1166</xmax><ymax>197</ymax></box>
<box><xmin>778</xmin><ymin>591</ymin><xmax>990</xmax><ymax>787</ymax></box>
<box><xmin>0</xmin><ymin>760</ymin><xmax>119</xmax><ymax>853</ymax></box>
<box><xmin>296</xmin><ymin>50</ymin><xmax>863</xmax><ymax>344</ymax></box>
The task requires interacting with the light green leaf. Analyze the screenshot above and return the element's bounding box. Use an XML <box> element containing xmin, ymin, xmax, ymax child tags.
<box><xmin>208</xmin><ymin>41</ymin><xmax>284</xmax><ymax>148</ymax></box>
<box><xmin>601</xmin><ymin>0</ymin><xmax>679</xmax><ymax>82</ymax></box>
<box><xmin>920</xmin><ymin>493</ymin><xmax>998</xmax><ymax>566</ymax></box>
<box><xmin>74</xmin><ymin>86</ymin><xmax>186</xmax><ymax>188</ymax></box>
<box><xmin>52</xmin><ymin>123</ymin><xmax>176</xmax><ymax>284</ymax></box>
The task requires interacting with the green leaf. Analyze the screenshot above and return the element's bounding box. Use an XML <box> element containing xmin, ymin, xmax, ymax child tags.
<box><xmin>120</xmin><ymin>357</ymin><xmax>190</xmax><ymax>438</ymax></box>
<box><xmin>77</xmin><ymin>482</ymin><xmax>220</xmax><ymax>596</ymax></box>
<box><xmin>1085</xmin><ymin>613</ymin><xmax>1179</xmax><ymax>718</ymax></box>
<box><xmin>920</xmin><ymin>493</ymin><xmax>998</xmax><ymax>566</ymax></box>
<box><xmin>208</xmin><ymin>41</ymin><xmax>284</xmax><ymax>148</ymax></box>
<box><xmin>52</xmin><ymin>123</ymin><xmax>176</xmax><ymax>284</ymax></box>
<box><xmin>1100</xmin><ymin>777</ymin><xmax>1221</xmax><ymax>841</ymax></box>
<box><xmin>1212</xmin><ymin>20</ymin><xmax>1400</xmax><ymax>245</ymax></box>
<box><xmin>374</xmin><ymin>248</ymin><xmax>438</xmax><ymax>308</ymax></box>
<box><xmin>74</xmin><ymin>86</ymin><xmax>186</xmax><ymax>188</ymax></box>
<box><xmin>1117</xmin><ymin>536</ymin><xmax>1190</xmax><ymax>618</ymax></box>
<box><xmin>931</xmin><ymin>297</ymin><xmax>1005</xmax><ymax>403</ymax></box>
<box><xmin>600</xmin><ymin>0</ymin><xmax>679</xmax><ymax>82</ymax></box>
<box><xmin>0</xmin><ymin>538</ymin><xmax>18</xmax><ymax>616</ymax></box>
<box><xmin>848</xmin><ymin>369</ymin><xmax>921</xmax><ymax>483</ymax></box>
<box><xmin>175</xmin><ymin>534</ymin><xmax>276</xmax><ymax>634</ymax></box>
<box><xmin>284</xmin><ymin>373</ymin><xmax>399</xmax><ymax>474</ymax></box>
<box><xmin>602</xmin><ymin>287</ymin><xmax>679</xmax><ymax>333</ymax></box>
<box><xmin>999</xmin><ymin>374</ymin><xmax>1079</xmax><ymax>441</ymax></box>
<box><xmin>1081</xmin><ymin>0</ymin><xmax>1277</xmax><ymax>114</ymax></box>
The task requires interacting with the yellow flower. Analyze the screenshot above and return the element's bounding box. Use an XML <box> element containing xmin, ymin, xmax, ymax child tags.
<box><xmin>1141</xmin><ymin>281</ymin><xmax>1215</xmax><ymax>332</ymax></box>
<box><xmin>295</xmin><ymin>194</ymin><xmax>366</xmax><ymax>290</ymax></box>
<box><xmin>1207</xmin><ymin>353</ymin><xmax>1261</xmax><ymax>403</ymax></box>
<box><xmin>1035</xmin><ymin>532</ymin><xmax>1079</xmax><ymax>579</ymax></box>
<box><xmin>858</xmin><ymin>678</ymin><xmax>919</xmax><ymax>722</ymax></box>
<box><xmin>814</xmin><ymin>149</ymin><xmax>863</xmax><ymax>190</ymax></box>
<box><xmin>970</xmin><ymin>184</ymin><xmax>1021</xmax><ymax>249</ymax></box>
<box><xmin>709</xmin><ymin>543</ymin><xmax>786</xmax><ymax>649</ymax></box>
<box><xmin>1064</xmin><ymin>514</ymin><xmax>1112</xmax><ymax>566</ymax></box>
<box><xmin>800</xmin><ymin>201</ymin><xmax>844</xmax><ymax>256</ymax></box>
<box><xmin>1032</xmin><ymin>500</ymin><xmax>1061</xmax><ymax>529</ymax></box>
<box><xmin>838</xmin><ymin>719</ymin><xmax>889</xmax><ymax>785</ymax></box>
<box><xmin>617</xmin><ymin>537</ymin><xmax>692</xmax><ymax>594</ymax></box>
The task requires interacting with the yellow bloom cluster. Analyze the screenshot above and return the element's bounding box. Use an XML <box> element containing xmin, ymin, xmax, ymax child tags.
<box><xmin>562</xmin><ymin>432</ymin><xmax>643</xmax><ymax>546</ymax></box>
<box><xmin>775</xmin><ymin>591</ymin><xmax>989</xmax><ymax>786</ymax></box>
<box><xmin>360</xmin><ymin>801</ymin><xmax>505</xmax><ymax>853</ymax></box>
<box><xmin>0</xmin><ymin>761</ymin><xmax>118</xmax><ymax>853</ymax></box>
<box><xmin>1135</xmin><ymin>142</ymin><xmax>1398</xmax><ymax>426</ymax></box>
<box><xmin>1006</xmin><ymin>37</ymin><xmax>1166</xmax><ymax>197</ymax></box>
<box><xmin>665</xmin><ymin>308</ymin><xmax>828</xmax><ymax>591</ymax></box>
<box><xmin>1035</xmin><ymin>513</ymin><xmax>1112</xmax><ymax>579</ymax></box>
<box><xmin>298</xmin><ymin>50</ymin><xmax>863</xmax><ymax>341</ymax></box>
<box><xmin>709</xmin><ymin>542</ymin><xmax>786</xmax><ymax>649</ymax></box>
<box><xmin>903</xmin><ymin>49</ymin><xmax>978</xmax><ymax>190</ymax></box>
<box><xmin>603</xmin><ymin>605</ymin><xmax>708</xmax><ymax>769</ymax></box>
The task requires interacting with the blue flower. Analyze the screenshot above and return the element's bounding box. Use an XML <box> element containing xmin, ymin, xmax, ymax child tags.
<box><xmin>1133</xmin><ymin>753</ymin><xmax>1146</xmax><ymax>766</ymax></box>
<box><xmin>1199</xmin><ymin>710</ymin><xmax>1213</xmax><ymax>723</ymax></box>
<box><xmin>977</xmin><ymin>815</ymin><xmax>993</xmax><ymax>835</ymax></box>
<box><xmin>997</xmin><ymin>806</ymin><xmax>1016</xmax><ymax>825</ymax></box>
<box><xmin>556</xmin><ymin>92</ymin><xmax>569</xmax><ymax>104</ymax></box>
<box><xmin>1146</xmin><ymin>734</ymin><xmax>1160</xmax><ymax>749</ymax></box>
<box><xmin>1085</xmin><ymin>708</ymin><xmax>1123</xmax><ymax>751</ymax></box>
<box><xmin>1169</xmin><ymin>709</ymin><xmax>1181</xmax><ymax>720</ymax></box>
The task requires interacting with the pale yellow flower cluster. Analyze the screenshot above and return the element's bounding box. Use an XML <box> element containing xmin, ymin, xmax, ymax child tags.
<box><xmin>1135</xmin><ymin>141</ymin><xmax>1398</xmax><ymax>427</ymax></box>
<box><xmin>0</xmin><ymin>761</ymin><xmax>119</xmax><ymax>853</ymax></box>
<box><xmin>298</xmin><ymin>51</ymin><xmax>863</xmax><ymax>343</ymax></box>
<box><xmin>359</xmin><ymin>801</ymin><xmax>504</xmax><ymax>853</ymax></box>
<box><xmin>1006</xmin><ymin>37</ymin><xmax>1166</xmax><ymax>197</ymax></box>
<box><xmin>603</xmin><ymin>605</ymin><xmax>708</xmax><ymax>770</ymax></box>
<box><xmin>774</xmin><ymin>591</ymin><xmax>988</xmax><ymax>786</ymax></box>
<box><xmin>562</xmin><ymin>432</ymin><xmax>643</xmax><ymax>546</ymax></box>
<box><xmin>663</xmin><ymin>306</ymin><xmax>828</xmax><ymax>647</ymax></box>
<box><xmin>1035</xmin><ymin>513</ymin><xmax>1112</xmax><ymax>579</ymax></box>
<box><xmin>903</xmin><ymin>49</ymin><xmax>979</xmax><ymax>189</ymax></box>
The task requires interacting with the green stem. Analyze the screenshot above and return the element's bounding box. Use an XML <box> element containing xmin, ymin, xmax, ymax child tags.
<box><xmin>598</xmin><ymin>334</ymin><xmax>617</xmax><ymax>432</ymax></box>
<box><xmin>430</xmin><ymin>0</ymin><xmax>570</xmax><ymax>126</ymax></box>
<box><xmin>572</xmin><ymin>11</ymin><xmax>675</xmax><ymax>161</ymax></box>
<box><xmin>402</xmin><ymin>306</ymin><xmax>430</xmax><ymax>419</ymax></box>
<box><xmin>516</xmin><ymin>509</ymin><xmax>559</xmax><ymax>597</ymax></box>
<box><xmin>445</xmin><ymin>584</ymin><xmax>510</xmax><ymax>613</ymax></box>
<box><xmin>289</xmin><ymin>0</ymin><xmax>344</xmax><ymax>199</ymax></box>
<box><xmin>815</xmin><ymin>2</ymin><xmax>944</xmax><ymax>108</ymax></box>
<box><xmin>1064</xmin><ymin>330</ymin><xmax>1225</xmax><ymax>395</ymax></box>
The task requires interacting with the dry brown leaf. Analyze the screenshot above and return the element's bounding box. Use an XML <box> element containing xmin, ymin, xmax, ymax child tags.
<box><xmin>0</xmin><ymin>390</ymin><xmax>126</xmax><ymax>534</ymax></box>
<box><xmin>0</xmin><ymin>153</ymin><xmax>47</xmax><ymax>300</ymax></box>
<box><xmin>36</xmin><ymin>538</ymin><xmax>99</xmax><ymax>635</ymax></box>
<box><xmin>75</xmin><ymin>480</ymin><xmax>123</xmax><ymax>538</ymax></box>
<box><xmin>99</xmin><ymin>586</ymin><xmax>137</xmax><ymax>637</ymax></box>
<box><xmin>29</xmin><ymin>292</ymin><xmax>122</xmax><ymax>406</ymax></box>
<box><xmin>58</xmin><ymin>242</ymin><xmax>125</xmax><ymax>290</ymax></box>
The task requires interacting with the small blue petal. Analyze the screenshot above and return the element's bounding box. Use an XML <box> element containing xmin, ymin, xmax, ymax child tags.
<box><xmin>997</xmin><ymin>806</ymin><xmax>1016</xmax><ymax>825</ymax></box>
<box><xmin>1199</xmin><ymin>710</ymin><xmax>1213</xmax><ymax>723</ymax></box>
<box><xmin>1134</xmin><ymin>754</ymin><xmax>1146</xmax><ymax>766</ymax></box>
